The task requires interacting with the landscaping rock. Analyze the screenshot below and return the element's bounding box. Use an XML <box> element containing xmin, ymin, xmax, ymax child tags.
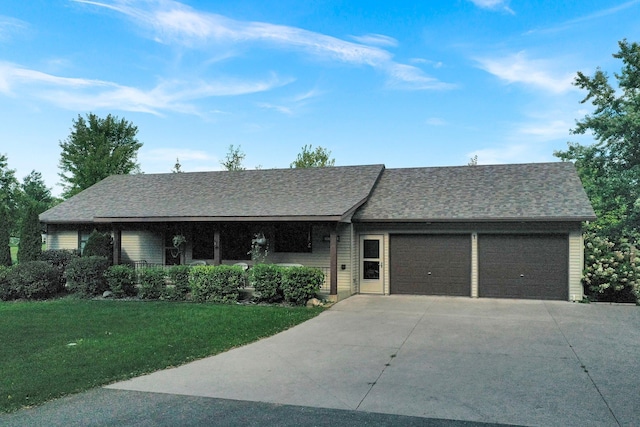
<box><xmin>102</xmin><ymin>291</ymin><xmax>113</xmax><ymax>298</ymax></box>
<box><xmin>306</xmin><ymin>297</ymin><xmax>322</xmax><ymax>307</ymax></box>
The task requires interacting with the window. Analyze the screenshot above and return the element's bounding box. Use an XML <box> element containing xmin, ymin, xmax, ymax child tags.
<box><xmin>221</xmin><ymin>224</ymin><xmax>252</xmax><ymax>260</ymax></box>
<box><xmin>78</xmin><ymin>231</ymin><xmax>91</xmax><ymax>255</ymax></box>
<box><xmin>192</xmin><ymin>224</ymin><xmax>215</xmax><ymax>259</ymax></box>
<box><xmin>274</xmin><ymin>224</ymin><xmax>312</xmax><ymax>253</ymax></box>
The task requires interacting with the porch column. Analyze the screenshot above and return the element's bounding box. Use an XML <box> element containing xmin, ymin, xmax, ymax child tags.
<box><xmin>329</xmin><ymin>225</ymin><xmax>338</xmax><ymax>296</ymax></box>
<box><xmin>213</xmin><ymin>229</ymin><xmax>221</xmax><ymax>265</ymax></box>
<box><xmin>112</xmin><ymin>226</ymin><xmax>122</xmax><ymax>265</ymax></box>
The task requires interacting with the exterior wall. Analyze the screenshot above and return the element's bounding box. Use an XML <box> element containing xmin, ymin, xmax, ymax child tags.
<box><xmin>121</xmin><ymin>230</ymin><xmax>164</xmax><ymax>265</ymax></box>
<box><xmin>46</xmin><ymin>226</ymin><xmax>78</xmax><ymax>250</ymax></box>
<box><xmin>568</xmin><ymin>230</ymin><xmax>584</xmax><ymax>301</ymax></box>
<box><xmin>356</xmin><ymin>221</ymin><xmax>584</xmax><ymax>301</ymax></box>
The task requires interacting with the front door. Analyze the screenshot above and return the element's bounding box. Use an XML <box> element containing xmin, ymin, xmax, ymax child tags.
<box><xmin>360</xmin><ymin>235</ymin><xmax>384</xmax><ymax>294</ymax></box>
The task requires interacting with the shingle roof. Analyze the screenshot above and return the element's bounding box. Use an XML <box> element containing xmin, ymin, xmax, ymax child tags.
<box><xmin>353</xmin><ymin>162</ymin><xmax>596</xmax><ymax>222</ymax></box>
<box><xmin>40</xmin><ymin>165</ymin><xmax>385</xmax><ymax>223</ymax></box>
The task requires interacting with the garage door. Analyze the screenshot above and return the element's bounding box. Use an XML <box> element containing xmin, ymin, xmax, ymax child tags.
<box><xmin>390</xmin><ymin>234</ymin><xmax>471</xmax><ymax>296</ymax></box>
<box><xmin>478</xmin><ymin>234</ymin><xmax>568</xmax><ymax>300</ymax></box>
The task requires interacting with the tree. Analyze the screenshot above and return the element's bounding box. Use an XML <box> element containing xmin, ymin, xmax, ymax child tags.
<box><xmin>59</xmin><ymin>113</ymin><xmax>143</xmax><ymax>199</ymax></box>
<box><xmin>16</xmin><ymin>171</ymin><xmax>53</xmax><ymax>236</ymax></box>
<box><xmin>172</xmin><ymin>158</ymin><xmax>183</xmax><ymax>173</ymax></box>
<box><xmin>0</xmin><ymin>208</ymin><xmax>11</xmax><ymax>266</ymax></box>
<box><xmin>221</xmin><ymin>145</ymin><xmax>246</xmax><ymax>171</ymax></box>
<box><xmin>0</xmin><ymin>154</ymin><xmax>17</xmax><ymax>266</ymax></box>
<box><xmin>17</xmin><ymin>203</ymin><xmax>42</xmax><ymax>263</ymax></box>
<box><xmin>468</xmin><ymin>155</ymin><xmax>478</xmax><ymax>166</ymax></box>
<box><xmin>290</xmin><ymin>145</ymin><xmax>335</xmax><ymax>168</ymax></box>
<box><xmin>555</xmin><ymin>39</ymin><xmax>640</xmax><ymax>242</ymax></box>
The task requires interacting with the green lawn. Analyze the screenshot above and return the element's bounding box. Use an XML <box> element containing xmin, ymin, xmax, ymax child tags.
<box><xmin>0</xmin><ymin>299</ymin><xmax>322</xmax><ymax>413</ymax></box>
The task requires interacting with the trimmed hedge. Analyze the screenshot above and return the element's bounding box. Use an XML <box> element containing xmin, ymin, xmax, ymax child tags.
<box><xmin>65</xmin><ymin>256</ymin><xmax>111</xmax><ymax>297</ymax></box>
<box><xmin>249</xmin><ymin>264</ymin><xmax>283</xmax><ymax>302</ymax></box>
<box><xmin>83</xmin><ymin>230</ymin><xmax>113</xmax><ymax>259</ymax></box>
<box><xmin>165</xmin><ymin>265</ymin><xmax>192</xmax><ymax>301</ymax></box>
<box><xmin>190</xmin><ymin>265</ymin><xmax>244</xmax><ymax>303</ymax></box>
<box><xmin>138</xmin><ymin>268</ymin><xmax>167</xmax><ymax>300</ymax></box>
<box><xmin>40</xmin><ymin>249</ymin><xmax>80</xmax><ymax>290</ymax></box>
<box><xmin>105</xmin><ymin>264</ymin><xmax>137</xmax><ymax>298</ymax></box>
<box><xmin>4</xmin><ymin>261</ymin><xmax>60</xmax><ymax>300</ymax></box>
<box><xmin>281</xmin><ymin>267</ymin><xmax>324</xmax><ymax>305</ymax></box>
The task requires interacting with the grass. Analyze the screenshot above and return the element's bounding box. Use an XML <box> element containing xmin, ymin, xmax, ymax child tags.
<box><xmin>0</xmin><ymin>299</ymin><xmax>323</xmax><ymax>413</ymax></box>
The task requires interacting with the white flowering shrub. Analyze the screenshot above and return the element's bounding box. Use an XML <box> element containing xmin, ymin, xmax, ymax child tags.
<box><xmin>583</xmin><ymin>233</ymin><xmax>640</xmax><ymax>304</ymax></box>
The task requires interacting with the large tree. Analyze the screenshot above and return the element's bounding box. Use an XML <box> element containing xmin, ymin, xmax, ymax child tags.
<box><xmin>59</xmin><ymin>113</ymin><xmax>142</xmax><ymax>198</ymax></box>
<box><xmin>290</xmin><ymin>145</ymin><xmax>335</xmax><ymax>168</ymax></box>
<box><xmin>555</xmin><ymin>39</ymin><xmax>640</xmax><ymax>242</ymax></box>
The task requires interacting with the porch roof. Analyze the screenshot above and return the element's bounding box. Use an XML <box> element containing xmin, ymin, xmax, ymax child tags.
<box><xmin>40</xmin><ymin>165</ymin><xmax>384</xmax><ymax>224</ymax></box>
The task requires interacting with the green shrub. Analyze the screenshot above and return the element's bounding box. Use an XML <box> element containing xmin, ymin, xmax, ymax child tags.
<box><xmin>249</xmin><ymin>263</ymin><xmax>284</xmax><ymax>302</ymax></box>
<box><xmin>190</xmin><ymin>265</ymin><xmax>244</xmax><ymax>303</ymax></box>
<box><xmin>66</xmin><ymin>256</ymin><xmax>111</xmax><ymax>297</ymax></box>
<box><xmin>83</xmin><ymin>230</ymin><xmax>113</xmax><ymax>260</ymax></box>
<box><xmin>164</xmin><ymin>265</ymin><xmax>191</xmax><ymax>301</ymax></box>
<box><xmin>105</xmin><ymin>264</ymin><xmax>137</xmax><ymax>298</ymax></box>
<box><xmin>281</xmin><ymin>267</ymin><xmax>324</xmax><ymax>306</ymax></box>
<box><xmin>0</xmin><ymin>265</ymin><xmax>12</xmax><ymax>301</ymax></box>
<box><xmin>138</xmin><ymin>268</ymin><xmax>166</xmax><ymax>300</ymax></box>
<box><xmin>583</xmin><ymin>233</ymin><xmax>640</xmax><ymax>304</ymax></box>
<box><xmin>40</xmin><ymin>249</ymin><xmax>80</xmax><ymax>290</ymax></box>
<box><xmin>5</xmin><ymin>261</ymin><xmax>60</xmax><ymax>300</ymax></box>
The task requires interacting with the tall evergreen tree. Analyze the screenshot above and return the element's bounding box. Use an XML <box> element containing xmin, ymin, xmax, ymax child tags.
<box><xmin>18</xmin><ymin>203</ymin><xmax>42</xmax><ymax>263</ymax></box>
<box><xmin>59</xmin><ymin>113</ymin><xmax>142</xmax><ymax>199</ymax></box>
<box><xmin>0</xmin><ymin>207</ymin><xmax>11</xmax><ymax>266</ymax></box>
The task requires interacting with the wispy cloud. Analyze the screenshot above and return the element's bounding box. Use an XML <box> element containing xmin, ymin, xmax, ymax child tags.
<box><xmin>74</xmin><ymin>0</ymin><xmax>451</xmax><ymax>91</ymax></box>
<box><xmin>467</xmin><ymin>144</ymin><xmax>551</xmax><ymax>165</ymax></box>
<box><xmin>468</xmin><ymin>0</ymin><xmax>514</xmax><ymax>14</ymax></box>
<box><xmin>426</xmin><ymin>117</ymin><xmax>448</xmax><ymax>126</ymax></box>
<box><xmin>140</xmin><ymin>148</ymin><xmax>219</xmax><ymax>173</ymax></box>
<box><xmin>350</xmin><ymin>33</ymin><xmax>398</xmax><ymax>47</ymax></box>
<box><xmin>0</xmin><ymin>62</ymin><xmax>287</xmax><ymax>114</ymax></box>
<box><xmin>475</xmin><ymin>51</ymin><xmax>574</xmax><ymax>94</ymax></box>
<box><xmin>0</xmin><ymin>15</ymin><xmax>29</xmax><ymax>41</ymax></box>
<box><xmin>257</xmin><ymin>88</ymin><xmax>324</xmax><ymax>116</ymax></box>
<box><xmin>526</xmin><ymin>0</ymin><xmax>640</xmax><ymax>34</ymax></box>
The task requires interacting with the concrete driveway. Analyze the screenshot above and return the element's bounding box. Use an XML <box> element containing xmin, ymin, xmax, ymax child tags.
<box><xmin>104</xmin><ymin>295</ymin><xmax>639</xmax><ymax>426</ymax></box>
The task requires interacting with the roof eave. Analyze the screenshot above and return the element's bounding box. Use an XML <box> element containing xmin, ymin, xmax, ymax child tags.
<box><xmin>354</xmin><ymin>216</ymin><xmax>597</xmax><ymax>223</ymax></box>
<box><xmin>92</xmin><ymin>215</ymin><xmax>346</xmax><ymax>223</ymax></box>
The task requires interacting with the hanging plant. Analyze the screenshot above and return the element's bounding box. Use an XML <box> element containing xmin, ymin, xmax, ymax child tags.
<box><xmin>171</xmin><ymin>234</ymin><xmax>187</xmax><ymax>258</ymax></box>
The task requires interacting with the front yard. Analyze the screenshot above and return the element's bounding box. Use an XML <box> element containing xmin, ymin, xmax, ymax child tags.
<box><xmin>0</xmin><ymin>299</ymin><xmax>322</xmax><ymax>413</ymax></box>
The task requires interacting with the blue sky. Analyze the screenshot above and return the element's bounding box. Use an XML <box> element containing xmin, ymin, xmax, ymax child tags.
<box><xmin>1</xmin><ymin>0</ymin><xmax>639</xmax><ymax>196</ymax></box>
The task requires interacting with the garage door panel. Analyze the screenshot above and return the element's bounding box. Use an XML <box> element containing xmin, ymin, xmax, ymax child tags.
<box><xmin>479</xmin><ymin>234</ymin><xmax>568</xmax><ymax>300</ymax></box>
<box><xmin>390</xmin><ymin>235</ymin><xmax>470</xmax><ymax>296</ymax></box>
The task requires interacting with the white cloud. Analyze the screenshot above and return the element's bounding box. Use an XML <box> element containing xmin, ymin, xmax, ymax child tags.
<box><xmin>74</xmin><ymin>0</ymin><xmax>451</xmax><ymax>91</ymax></box>
<box><xmin>526</xmin><ymin>0</ymin><xmax>640</xmax><ymax>34</ymax></box>
<box><xmin>0</xmin><ymin>15</ymin><xmax>29</xmax><ymax>41</ymax></box>
<box><xmin>386</xmin><ymin>64</ymin><xmax>456</xmax><ymax>90</ymax></box>
<box><xmin>0</xmin><ymin>62</ymin><xmax>287</xmax><ymax>115</ymax></box>
<box><xmin>350</xmin><ymin>33</ymin><xmax>398</xmax><ymax>47</ymax></box>
<box><xmin>467</xmin><ymin>144</ymin><xmax>551</xmax><ymax>165</ymax></box>
<box><xmin>475</xmin><ymin>51</ymin><xmax>575</xmax><ymax>94</ymax></box>
<box><xmin>468</xmin><ymin>0</ymin><xmax>514</xmax><ymax>14</ymax></box>
<box><xmin>426</xmin><ymin>117</ymin><xmax>448</xmax><ymax>126</ymax></box>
